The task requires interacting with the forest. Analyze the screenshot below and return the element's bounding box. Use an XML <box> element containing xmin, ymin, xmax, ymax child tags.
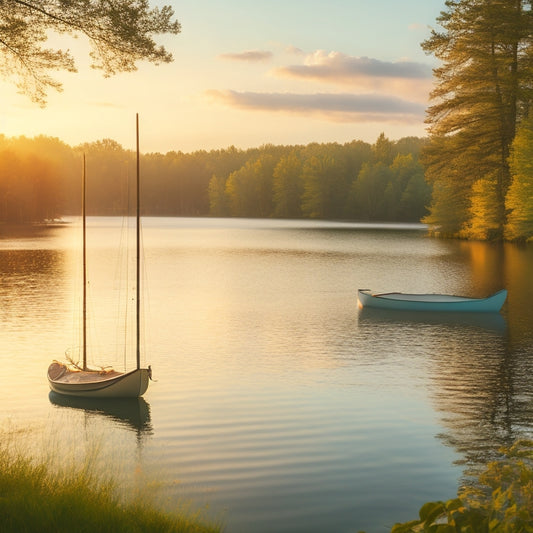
<box><xmin>3</xmin><ymin>2</ymin><xmax>533</xmax><ymax>241</ymax></box>
<box><xmin>422</xmin><ymin>0</ymin><xmax>533</xmax><ymax>241</ymax></box>
<box><xmin>0</xmin><ymin>133</ymin><xmax>431</xmax><ymax>225</ymax></box>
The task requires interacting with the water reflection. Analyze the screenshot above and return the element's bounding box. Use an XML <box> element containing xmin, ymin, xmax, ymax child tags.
<box><xmin>429</xmin><ymin>342</ymin><xmax>533</xmax><ymax>475</ymax></box>
<box><xmin>0</xmin><ymin>248</ymin><xmax>64</xmax><ymax>278</ymax></box>
<box><xmin>358</xmin><ymin>299</ymin><xmax>533</xmax><ymax>478</ymax></box>
<box><xmin>0</xmin><ymin>223</ymin><xmax>57</xmax><ymax>241</ymax></box>
<box><xmin>358</xmin><ymin>307</ymin><xmax>507</xmax><ymax>334</ymax></box>
<box><xmin>4</xmin><ymin>219</ymin><xmax>533</xmax><ymax>533</ymax></box>
<box><xmin>401</xmin><ymin>239</ymin><xmax>533</xmax><ymax>477</ymax></box>
<box><xmin>48</xmin><ymin>392</ymin><xmax>153</xmax><ymax>436</ymax></box>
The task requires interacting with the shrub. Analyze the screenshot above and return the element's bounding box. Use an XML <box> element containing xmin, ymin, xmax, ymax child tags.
<box><xmin>391</xmin><ymin>440</ymin><xmax>533</xmax><ymax>532</ymax></box>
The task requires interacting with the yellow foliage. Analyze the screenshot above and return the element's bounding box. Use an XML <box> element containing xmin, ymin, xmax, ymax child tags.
<box><xmin>505</xmin><ymin>118</ymin><xmax>533</xmax><ymax>241</ymax></box>
<box><xmin>462</xmin><ymin>177</ymin><xmax>501</xmax><ymax>240</ymax></box>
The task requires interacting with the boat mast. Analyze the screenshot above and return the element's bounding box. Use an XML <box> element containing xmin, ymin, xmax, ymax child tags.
<box><xmin>82</xmin><ymin>153</ymin><xmax>87</xmax><ymax>371</ymax></box>
<box><xmin>136</xmin><ymin>114</ymin><xmax>141</xmax><ymax>371</ymax></box>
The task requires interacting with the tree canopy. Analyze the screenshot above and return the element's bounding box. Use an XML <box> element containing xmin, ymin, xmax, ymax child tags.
<box><xmin>422</xmin><ymin>0</ymin><xmax>533</xmax><ymax>240</ymax></box>
<box><xmin>0</xmin><ymin>134</ymin><xmax>430</xmax><ymax>225</ymax></box>
<box><xmin>506</xmin><ymin>117</ymin><xmax>533</xmax><ymax>241</ymax></box>
<box><xmin>0</xmin><ymin>0</ymin><xmax>181</xmax><ymax>104</ymax></box>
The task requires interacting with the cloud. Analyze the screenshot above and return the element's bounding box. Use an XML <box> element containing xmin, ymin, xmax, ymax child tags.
<box><xmin>218</xmin><ymin>50</ymin><xmax>273</xmax><ymax>62</ymax></box>
<box><xmin>275</xmin><ymin>50</ymin><xmax>432</xmax><ymax>83</ymax></box>
<box><xmin>206</xmin><ymin>89</ymin><xmax>425</xmax><ymax>123</ymax></box>
<box><xmin>272</xmin><ymin>50</ymin><xmax>433</xmax><ymax>101</ymax></box>
<box><xmin>284</xmin><ymin>45</ymin><xmax>305</xmax><ymax>56</ymax></box>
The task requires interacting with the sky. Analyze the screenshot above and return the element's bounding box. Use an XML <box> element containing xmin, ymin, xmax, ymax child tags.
<box><xmin>0</xmin><ymin>0</ymin><xmax>446</xmax><ymax>154</ymax></box>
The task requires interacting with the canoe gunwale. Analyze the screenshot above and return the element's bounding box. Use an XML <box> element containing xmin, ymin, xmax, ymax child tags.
<box><xmin>357</xmin><ymin>289</ymin><xmax>507</xmax><ymax>313</ymax></box>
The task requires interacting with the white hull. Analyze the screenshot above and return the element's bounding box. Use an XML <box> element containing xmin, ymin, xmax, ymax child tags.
<box><xmin>48</xmin><ymin>116</ymin><xmax>151</xmax><ymax>399</ymax></box>
<box><xmin>48</xmin><ymin>362</ymin><xmax>150</xmax><ymax>398</ymax></box>
<box><xmin>357</xmin><ymin>289</ymin><xmax>507</xmax><ymax>313</ymax></box>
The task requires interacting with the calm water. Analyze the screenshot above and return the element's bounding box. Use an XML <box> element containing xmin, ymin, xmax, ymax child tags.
<box><xmin>2</xmin><ymin>217</ymin><xmax>533</xmax><ymax>532</ymax></box>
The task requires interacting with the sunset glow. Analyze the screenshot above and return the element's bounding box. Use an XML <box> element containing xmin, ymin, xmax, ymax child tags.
<box><xmin>0</xmin><ymin>1</ymin><xmax>443</xmax><ymax>153</ymax></box>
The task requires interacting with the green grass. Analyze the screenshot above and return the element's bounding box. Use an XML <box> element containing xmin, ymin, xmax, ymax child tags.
<box><xmin>0</xmin><ymin>442</ymin><xmax>220</xmax><ymax>533</ymax></box>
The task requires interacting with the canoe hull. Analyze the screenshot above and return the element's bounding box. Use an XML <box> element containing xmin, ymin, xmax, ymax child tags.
<box><xmin>48</xmin><ymin>362</ymin><xmax>150</xmax><ymax>398</ymax></box>
<box><xmin>357</xmin><ymin>289</ymin><xmax>507</xmax><ymax>313</ymax></box>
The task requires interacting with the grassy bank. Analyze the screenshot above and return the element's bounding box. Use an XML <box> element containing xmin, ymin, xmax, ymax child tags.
<box><xmin>0</xmin><ymin>441</ymin><xmax>220</xmax><ymax>533</ymax></box>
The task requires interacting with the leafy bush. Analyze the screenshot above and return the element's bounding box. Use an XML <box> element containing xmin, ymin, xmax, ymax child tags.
<box><xmin>391</xmin><ymin>440</ymin><xmax>533</xmax><ymax>532</ymax></box>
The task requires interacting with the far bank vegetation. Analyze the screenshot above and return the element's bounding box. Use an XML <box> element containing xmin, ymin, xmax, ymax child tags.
<box><xmin>0</xmin><ymin>134</ymin><xmax>430</xmax><ymax>225</ymax></box>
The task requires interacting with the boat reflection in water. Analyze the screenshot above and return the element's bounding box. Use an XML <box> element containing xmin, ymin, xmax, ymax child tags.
<box><xmin>358</xmin><ymin>306</ymin><xmax>507</xmax><ymax>334</ymax></box>
<box><xmin>358</xmin><ymin>304</ymin><xmax>513</xmax><ymax>474</ymax></box>
<box><xmin>48</xmin><ymin>392</ymin><xmax>153</xmax><ymax>435</ymax></box>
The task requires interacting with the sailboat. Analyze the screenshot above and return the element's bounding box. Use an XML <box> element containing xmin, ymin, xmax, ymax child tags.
<box><xmin>48</xmin><ymin>115</ymin><xmax>151</xmax><ymax>398</ymax></box>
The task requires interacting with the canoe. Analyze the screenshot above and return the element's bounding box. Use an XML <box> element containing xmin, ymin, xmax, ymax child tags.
<box><xmin>357</xmin><ymin>289</ymin><xmax>507</xmax><ymax>313</ymax></box>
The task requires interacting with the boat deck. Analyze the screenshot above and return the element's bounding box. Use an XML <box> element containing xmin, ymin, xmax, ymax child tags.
<box><xmin>48</xmin><ymin>362</ymin><xmax>124</xmax><ymax>384</ymax></box>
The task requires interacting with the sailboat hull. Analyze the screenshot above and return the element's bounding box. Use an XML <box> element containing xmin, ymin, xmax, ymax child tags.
<box><xmin>47</xmin><ymin>362</ymin><xmax>150</xmax><ymax>398</ymax></box>
<box><xmin>48</xmin><ymin>117</ymin><xmax>151</xmax><ymax>399</ymax></box>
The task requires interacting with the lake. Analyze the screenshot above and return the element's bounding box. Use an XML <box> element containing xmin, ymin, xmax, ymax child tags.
<box><xmin>2</xmin><ymin>217</ymin><xmax>533</xmax><ymax>532</ymax></box>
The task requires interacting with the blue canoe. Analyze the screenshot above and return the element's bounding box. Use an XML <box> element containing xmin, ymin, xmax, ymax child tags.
<box><xmin>357</xmin><ymin>289</ymin><xmax>507</xmax><ymax>313</ymax></box>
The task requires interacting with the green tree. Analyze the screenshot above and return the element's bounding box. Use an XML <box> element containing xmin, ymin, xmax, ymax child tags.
<box><xmin>0</xmin><ymin>150</ymin><xmax>23</xmax><ymax>223</ymax></box>
<box><xmin>0</xmin><ymin>149</ymin><xmax>61</xmax><ymax>223</ymax></box>
<box><xmin>254</xmin><ymin>153</ymin><xmax>276</xmax><ymax>217</ymax></box>
<box><xmin>0</xmin><ymin>133</ymin><xmax>430</xmax><ymax>222</ymax></box>
<box><xmin>423</xmin><ymin>181</ymin><xmax>469</xmax><ymax>237</ymax></box>
<box><xmin>171</xmin><ymin>152</ymin><xmax>212</xmax><ymax>215</ymax></box>
<box><xmin>422</xmin><ymin>135</ymin><xmax>479</xmax><ymax>235</ymax></box>
<box><xmin>385</xmin><ymin>153</ymin><xmax>428</xmax><ymax>221</ymax></box>
<box><xmin>301</xmin><ymin>154</ymin><xmax>346</xmax><ymax>219</ymax></box>
<box><xmin>400</xmin><ymin>173</ymin><xmax>431</xmax><ymax>223</ymax></box>
<box><xmin>225</xmin><ymin>154</ymin><xmax>276</xmax><ymax>217</ymax></box>
<box><xmin>395</xmin><ymin>154</ymin><xmax>430</xmax><ymax>220</ymax></box>
<box><xmin>273</xmin><ymin>151</ymin><xmax>303</xmax><ymax>218</ymax></box>
<box><xmin>208</xmin><ymin>174</ymin><xmax>229</xmax><ymax>217</ymax></box>
<box><xmin>422</xmin><ymin>0</ymin><xmax>533</xmax><ymax>240</ymax></box>
<box><xmin>372</xmin><ymin>132</ymin><xmax>394</xmax><ymax>165</ymax></box>
<box><xmin>225</xmin><ymin>164</ymin><xmax>253</xmax><ymax>217</ymax></box>
<box><xmin>351</xmin><ymin>162</ymin><xmax>392</xmax><ymax>221</ymax></box>
<box><xmin>505</xmin><ymin>117</ymin><xmax>533</xmax><ymax>241</ymax></box>
<box><xmin>0</xmin><ymin>135</ymin><xmax>79</xmax><ymax>215</ymax></box>
<box><xmin>394</xmin><ymin>136</ymin><xmax>426</xmax><ymax>158</ymax></box>
<box><xmin>205</xmin><ymin>146</ymin><xmax>248</xmax><ymax>184</ymax></box>
<box><xmin>141</xmin><ymin>151</ymin><xmax>173</xmax><ymax>214</ymax></box>
<box><xmin>75</xmin><ymin>139</ymin><xmax>131</xmax><ymax>215</ymax></box>
<box><xmin>0</xmin><ymin>0</ymin><xmax>181</xmax><ymax>104</ymax></box>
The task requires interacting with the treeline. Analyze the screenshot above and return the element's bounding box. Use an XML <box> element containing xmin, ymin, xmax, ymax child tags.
<box><xmin>209</xmin><ymin>135</ymin><xmax>430</xmax><ymax>221</ymax></box>
<box><xmin>0</xmin><ymin>133</ymin><xmax>430</xmax><ymax>224</ymax></box>
<box><xmin>0</xmin><ymin>135</ymin><xmax>78</xmax><ymax>224</ymax></box>
<box><xmin>422</xmin><ymin>0</ymin><xmax>533</xmax><ymax>241</ymax></box>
